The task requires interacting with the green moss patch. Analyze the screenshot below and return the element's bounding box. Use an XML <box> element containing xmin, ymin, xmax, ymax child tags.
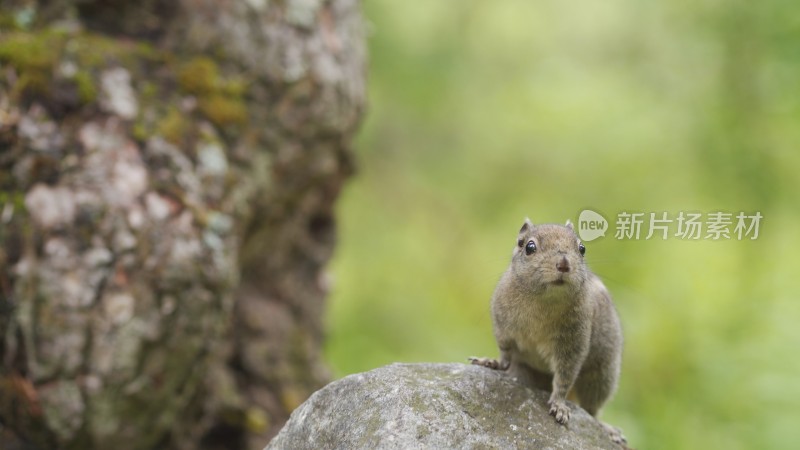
<box><xmin>178</xmin><ymin>57</ymin><xmax>249</xmax><ymax>127</ymax></box>
<box><xmin>1</xmin><ymin>27</ymin><xmax>249</xmax><ymax>142</ymax></box>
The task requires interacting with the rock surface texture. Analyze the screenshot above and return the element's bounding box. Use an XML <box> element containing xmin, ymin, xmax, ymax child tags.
<box><xmin>266</xmin><ymin>363</ymin><xmax>624</xmax><ymax>450</ymax></box>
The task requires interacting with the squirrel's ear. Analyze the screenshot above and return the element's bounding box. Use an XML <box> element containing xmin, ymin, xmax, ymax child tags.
<box><xmin>565</xmin><ymin>219</ymin><xmax>574</xmax><ymax>230</ymax></box>
<box><xmin>520</xmin><ymin>217</ymin><xmax>534</xmax><ymax>233</ymax></box>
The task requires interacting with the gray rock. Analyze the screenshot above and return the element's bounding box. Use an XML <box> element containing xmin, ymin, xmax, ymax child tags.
<box><xmin>266</xmin><ymin>363</ymin><xmax>622</xmax><ymax>450</ymax></box>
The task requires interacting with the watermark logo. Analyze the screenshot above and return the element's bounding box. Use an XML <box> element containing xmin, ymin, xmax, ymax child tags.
<box><xmin>578</xmin><ymin>209</ymin><xmax>608</xmax><ymax>242</ymax></box>
<box><xmin>576</xmin><ymin>210</ymin><xmax>762</xmax><ymax>241</ymax></box>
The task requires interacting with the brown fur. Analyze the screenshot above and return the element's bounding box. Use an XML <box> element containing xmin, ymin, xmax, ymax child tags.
<box><xmin>470</xmin><ymin>219</ymin><xmax>624</xmax><ymax>443</ymax></box>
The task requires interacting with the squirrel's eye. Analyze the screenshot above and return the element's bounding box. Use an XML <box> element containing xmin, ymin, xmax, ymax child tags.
<box><xmin>578</xmin><ymin>242</ymin><xmax>586</xmax><ymax>256</ymax></box>
<box><xmin>517</xmin><ymin>238</ymin><xmax>524</xmax><ymax>248</ymax></box>
<box><xmin>525</xmin><ymin>240</ymin><xmax>537</xmax><ymax>255</ymax></box>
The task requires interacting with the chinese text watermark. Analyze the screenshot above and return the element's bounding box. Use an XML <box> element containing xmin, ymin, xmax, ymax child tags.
<box><xmin>577</xmin><ymin>210</ymin><xmax>762</xmax><ymax>242</ymax></box>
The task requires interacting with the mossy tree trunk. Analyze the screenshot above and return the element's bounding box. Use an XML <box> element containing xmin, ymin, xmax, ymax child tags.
<box><xmin>0</xmin><ymin>1</ymin><xmax>365</xmax><ymax>449</ymax></box>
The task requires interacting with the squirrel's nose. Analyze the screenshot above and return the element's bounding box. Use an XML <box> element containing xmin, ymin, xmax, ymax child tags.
<box><xmin>556</xmin><ymin>256</ymin><xmax>570</xmax><ymax>273</ymax></box>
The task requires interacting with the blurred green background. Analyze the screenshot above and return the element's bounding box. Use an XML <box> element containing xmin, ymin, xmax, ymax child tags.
<box><xmin>324</xmin><ymin>1</ymin><xmax>800</xmax><ymax>449</ymax></box>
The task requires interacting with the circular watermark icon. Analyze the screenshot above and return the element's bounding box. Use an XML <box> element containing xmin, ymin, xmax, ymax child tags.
<box><xmin>577</xmin><ymin>209</ymin><xmax>609</xmax><ymax>242</ymax></box>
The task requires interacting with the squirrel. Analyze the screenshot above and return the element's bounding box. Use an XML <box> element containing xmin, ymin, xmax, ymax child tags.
<box><xmin>469</xmin><ymin>218</ymin><xmax>625</xmax><ymax>445</ymax></box>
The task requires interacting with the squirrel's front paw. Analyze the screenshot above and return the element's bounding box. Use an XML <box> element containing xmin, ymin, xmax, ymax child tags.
<box><xmin>547</xmin><ymin>397</ymin><xmax>571</xmax><ymax>425</ymax></box>
<box><xmin>600</xmin><ymin>422</ymin><xmax>627</xmax><ymax>445</ymax></box>
<box><xmin>467</xmin><ymin>357</ymin><xmax>508</xmax><ymax>370</ymax></box>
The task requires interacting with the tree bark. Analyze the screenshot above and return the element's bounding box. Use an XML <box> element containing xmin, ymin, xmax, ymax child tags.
<box><xmin>0</xmin><ymin>1</ymin><xmax>365</xmax><ymax>449</ymax></box>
